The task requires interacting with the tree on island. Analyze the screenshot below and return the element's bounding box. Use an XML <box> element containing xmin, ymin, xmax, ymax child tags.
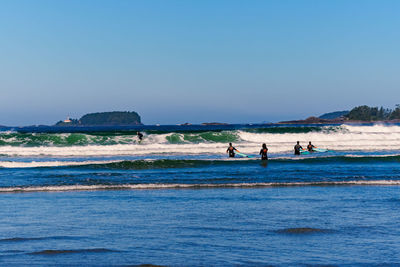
<box><xmin>389</xmin><ymin>105</ymin><xmax>400</xmax><ymax>120</ymax></box>
<box><xmin>346</xmin><ymin>105</ymin><xmax>396</xmax><ymax>121</ymax></box>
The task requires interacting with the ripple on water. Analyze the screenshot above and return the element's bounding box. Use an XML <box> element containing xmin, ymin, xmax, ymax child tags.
<box><xmin>275</xmin><ymin>227</ymin><xmax>332</xmax><ymax>234</ymax></box>
<box><xmin>28</xmin><ymin>248</ymin><xmax>119</xmax><ymax>255</ymax></box>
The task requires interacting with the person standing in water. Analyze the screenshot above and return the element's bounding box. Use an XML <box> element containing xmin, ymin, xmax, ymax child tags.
<box><xmin>294</xmin><ymin>141</ymin><xmax>303</xmax><ymax>155</ymax></box>
<box><xmin>226</xmin><ymin>143</ymin><xmax>237</xmax><ymax>158</ymax></box>
<box><xmin>259</xmin><ymin>143</ymin><xmax>268</xmax><ymax>160</ymax></box>
<box><xmin>307</xmin><ymin>141</ymin><xmax>315</xmax><ymax>152</ymax></box>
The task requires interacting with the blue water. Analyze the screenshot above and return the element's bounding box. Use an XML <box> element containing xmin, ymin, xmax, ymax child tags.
<box><xmin>2</xmin><ymin>187</ymin><xmax>400</xmax><ymax>265</ymax></box>
<box><xmin>1</xmin><ymin>124</ymin><xmax>400</xmax><ymax>265</ymax></box>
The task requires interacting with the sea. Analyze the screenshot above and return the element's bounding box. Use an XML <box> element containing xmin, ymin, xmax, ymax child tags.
<box><xmin>1</xmin><ymin>123</ymin><xmax>400</xmax><ymax>265</ymax></box>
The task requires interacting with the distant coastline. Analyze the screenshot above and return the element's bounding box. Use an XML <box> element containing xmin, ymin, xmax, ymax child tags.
<box><xmin>1</xmin><ymin>105</ymin><xmax>400</xmax><ymax>128</ymax></box>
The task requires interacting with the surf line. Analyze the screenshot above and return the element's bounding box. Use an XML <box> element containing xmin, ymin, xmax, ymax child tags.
<box><xmin>1</xmin><ymin>180</ymin><xmax>400</xmax><ymax>193</ymax></box>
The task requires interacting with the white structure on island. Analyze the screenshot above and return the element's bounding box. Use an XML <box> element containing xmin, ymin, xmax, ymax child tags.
<box><xmin>63</xmin><ymin>117</ymin><xmax>72</xmax><ymax>123</ymax></box>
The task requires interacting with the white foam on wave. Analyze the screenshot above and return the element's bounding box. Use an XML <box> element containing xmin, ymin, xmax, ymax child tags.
<box><xmin>1</xmin><ymin>180</ymin><xmax>400</xmax><ymax>193</ymax></box>
<box><xmin>342</xmin><ymin>124</ymin><xmax>400</xmax><ymax>133</ymax></box>
<box><xmin>236</xmin><ymin>124</ymin><xmax>400</xmax><ymax>154</ymax></box>
<box><xmin>0</xmin><ymin>143</ymin><xmax>229</xmax><ymax>157</ymax></box>
<box><xmin>0</xmin><ymin>160</ymin><xmax>118</xmax><ymax>168</ymax></box>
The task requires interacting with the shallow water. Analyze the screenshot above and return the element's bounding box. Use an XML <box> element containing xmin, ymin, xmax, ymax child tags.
<box><xmin>1</xmin><ymin>186</ymin><xmax>400</xmax><ymax>265</ymax></box>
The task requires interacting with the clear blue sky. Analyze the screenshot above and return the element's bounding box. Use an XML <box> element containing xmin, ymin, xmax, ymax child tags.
<box><xmin>1</xmin><ymin>0</ymin><xmax>399</xmax><ymax>125</ymax></box>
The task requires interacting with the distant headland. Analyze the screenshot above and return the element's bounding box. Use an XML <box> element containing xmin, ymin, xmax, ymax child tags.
<box><xmin>55</xmin><ymin>111</ymin><xmax>142</xmax><ymax>126</ymax></box>
<box><xmin>279</xmin><ymin>105</ymin><xmax>400</xmax><ymax>124</ymax></box>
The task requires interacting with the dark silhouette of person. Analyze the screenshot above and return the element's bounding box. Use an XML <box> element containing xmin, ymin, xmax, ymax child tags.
<box><xmin>137</xmin><ymin>131</ymin><xmax>143</xmax><ymax>141</ymax></box>
<box><xmin>259</xmin><ymin>143</ymin><xmax>268</xmax><ymax>160</ymax></box>
<box><xmin>307</xmin><ymin>141</ymin><xmax>315</xmax><ymax>152</ymax></box>
<box><xmin>226</xmin><ymin>143</ymin><xmax>237</xmax><ymax>158</ymax></box>
<box><xmin>294</xmin><ymin>141</ymin><xmax>303</xmax><ymax>155</ymax></box>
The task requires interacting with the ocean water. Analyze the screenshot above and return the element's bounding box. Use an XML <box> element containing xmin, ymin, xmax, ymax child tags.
<box><xmin>1</xmin><ymin>124</ymin><xmax>400</xmax><ymax>265</ymax></box>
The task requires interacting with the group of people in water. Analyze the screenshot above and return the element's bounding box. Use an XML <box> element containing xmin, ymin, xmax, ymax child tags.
<box><xmin>138</xmin><ymin>131</ymin><xmax>316</xmax><ymax>160</ymax></box>
<box><xmin>227</xmin><ymin>141</ymin><xmax>317</xmax><ymax>160</ymax></box>
<box><xmin>294</xmin><ymin>141</ymin><xmax>316</xmax><ymax>155</ymax></box>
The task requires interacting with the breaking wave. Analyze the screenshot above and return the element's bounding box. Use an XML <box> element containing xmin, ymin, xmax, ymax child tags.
<box><xmin>1</xmin><ymin>180</ymin><xmax>400</xmax><ymax>193</ymax></box>
<box><xmin>1</xmin><ymin>124</ymin><xmax>400</xmax><ymax>156</ymax></box>
<box><xmin>1</xmin><ymin>155</ymin><xmax>400</xmax><ymax>169</ymax></box>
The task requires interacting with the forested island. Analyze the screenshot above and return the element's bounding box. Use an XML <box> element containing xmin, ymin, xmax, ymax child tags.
<box><xmin>55</xmin><ymin>111</ymin><xmax>142</xmax><ymax>126</ymax></box>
